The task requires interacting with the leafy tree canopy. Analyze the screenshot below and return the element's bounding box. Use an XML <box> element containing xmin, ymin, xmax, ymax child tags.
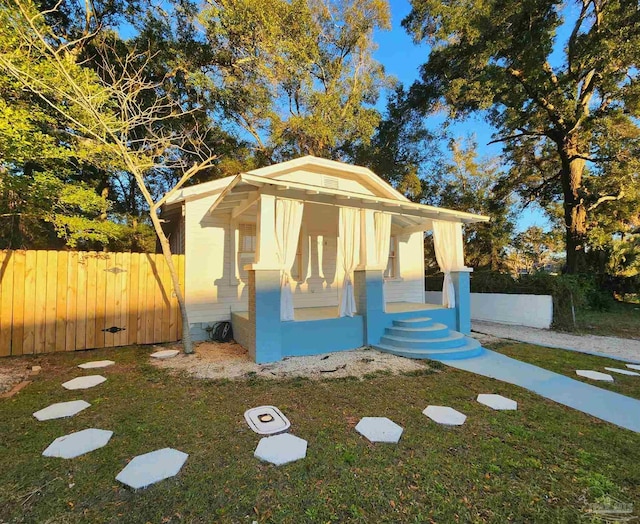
<box><xmin>404</xmin><ymin>0</ymin><xmax>640</xmax><ymax>273</ymax></box>
<box><xmin>201</xmin><ymin>0</ymin><xmax>391</xmax><ymax>161</ymax></box>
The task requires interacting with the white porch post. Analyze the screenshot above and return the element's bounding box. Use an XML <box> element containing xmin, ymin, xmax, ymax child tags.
<box><xmin>358</xmin><ymin>209</ymin><xmax>377</xmax><ymax>269</ymax></box>
<box><xmin>254</xmin><ymin>194</ymin><xmax>279</xmax><ymax>269</ymax></box>
<box><xmin>249</xmin><ymin>193</ymin><xmax>283</xmax><ymax>362</ymax></box>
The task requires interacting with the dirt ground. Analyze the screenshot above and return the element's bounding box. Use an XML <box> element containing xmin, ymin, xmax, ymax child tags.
<box><xmin>0</xmin><ymin>361</ymin><xmax>33</xmax><ymax>395</ymax></box>
<box><xmin>152</xmin><ymin>341</ymin><xmax>432</xmax><ymax>380</ymax></box>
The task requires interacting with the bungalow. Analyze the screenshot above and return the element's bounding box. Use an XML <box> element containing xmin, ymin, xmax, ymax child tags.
<box><xmin>162</xmin><ymin>156</ymin><xmax>489</xmax><ymax>363</ymax></box>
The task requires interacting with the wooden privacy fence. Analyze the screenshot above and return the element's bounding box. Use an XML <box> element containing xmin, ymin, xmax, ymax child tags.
<box><xmin>0</xmin><ymin>250</ymin><xmax>185</xmax><ymax>357</ymax></box>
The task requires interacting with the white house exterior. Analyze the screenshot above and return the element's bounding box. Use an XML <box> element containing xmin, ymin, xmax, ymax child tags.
<box><xmin>163</xmin><ymin>156</ymin><xmax>489</xmax><ymax>363</ymax></box>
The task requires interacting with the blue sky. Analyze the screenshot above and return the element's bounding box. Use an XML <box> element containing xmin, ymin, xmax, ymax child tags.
<box><xmin>373</xmin><ymin>0</ymin><xmax>553</xmax><ymax>232</ymax></box>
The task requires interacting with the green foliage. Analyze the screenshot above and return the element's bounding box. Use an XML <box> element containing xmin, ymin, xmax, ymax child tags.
<box><xmin>201</xmin><ymin>0</ymin><xmax>390</xmax><ymax>160</ymax></box>
<box><xmin>351</xmin><ymin>85</ymin><xmax>439</xmax><ymax>200</ymax></box>
<box><xmin>404</xmin><ymin>0</ymin><xmax>640</xmax><ymax>273</ymax></box>
<box><xmin>506</xmin><ymin>225</ymin><xmax>564</xmax><ymax>274</ymax></box>
<box><xmin>0</xmin><ymin>170</ymin><xmax>155</xmax><ymax>250</ymax></box>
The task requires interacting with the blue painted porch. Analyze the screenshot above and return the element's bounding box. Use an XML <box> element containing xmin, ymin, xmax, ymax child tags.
<box><xmin>231</xmin><ymin>268</ymin><xmax>480</xmax><ymax>364</ymax></box>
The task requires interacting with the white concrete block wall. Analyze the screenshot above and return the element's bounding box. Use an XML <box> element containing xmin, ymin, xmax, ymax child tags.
<box><xmin>425</xmin><ymin>291</ymin><xmax>553</xmax><ymax>329</ymax></box>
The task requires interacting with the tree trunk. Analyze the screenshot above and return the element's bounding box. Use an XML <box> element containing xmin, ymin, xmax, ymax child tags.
<box><xmin>558</xmin><ymin>136</ymin><xmax>587</xmax><ymax>274</ymax></box>
<box><xmin>149</xmin><ymin>207</ymin><xmax>194</xmax><ymax>354</ymax></box>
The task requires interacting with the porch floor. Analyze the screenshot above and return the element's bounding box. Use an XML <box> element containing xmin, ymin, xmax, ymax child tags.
<box><xmin>233</xmin><ymin>302</ymin><xmax>443</xmax><ymax>322</ymax></box>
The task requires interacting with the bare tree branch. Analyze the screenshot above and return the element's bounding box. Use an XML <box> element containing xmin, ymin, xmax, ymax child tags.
<box><xmin>588</xmin><ymin>190</ymin><xmax>625</xmax><ymax>211</ymax></box>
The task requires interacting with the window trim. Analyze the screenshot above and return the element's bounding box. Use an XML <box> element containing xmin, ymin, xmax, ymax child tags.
<box><xmin>237</xmin><ymin>222</ymin><xmax>257</xmax><ymax>280</ymax></box>
<box><xmin>384</xmin><ymin>235</ymin><xmax>399</xmax><ymax>280</ymax></box>
<box><xmin>238</xmin><ymin>222</ymin><xmax>257</xmax><ymax>254</ymax></box>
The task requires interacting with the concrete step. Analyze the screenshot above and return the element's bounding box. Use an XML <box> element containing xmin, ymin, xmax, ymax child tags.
<box><xmin>380</xmin><ymin>331</ymin><xmax>467</xmax><ymax>350</ymax></box>
<box><xmin>392</xmin><ymin>317</ymin><xmax>434</xmax><ymax>328</ymax></box>
<box><xmin>384</xmin><ymin>323</ymin><xmax>450</xmax><ymax>340</ymax></box>
<box><xmin>373</xmin><ymin>337</ymin><xmax>483</xmax><ymax>361</ymax></box>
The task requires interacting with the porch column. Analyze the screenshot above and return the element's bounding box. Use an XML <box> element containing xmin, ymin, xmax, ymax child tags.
<box><xmin>248</xmin><ymin>269</ymin><xmax>282</xmax><ymax>363</ymax></box>
<box><xmin>254</xmin><ymin>194</ymin><xmax>279</xmax><ymax>269</ymax></box>
<box><xmin>451</xmin><ymin>269</ymin><xmax>472</xmax><ymax>334</ymax></box>
<box><xmin>354</xmin><ymin>269</ymin><xmax>385</xmax><ymax>345</ymax></box>
<box><xmin>358</xmin><ymin>209</ymin><xmax>377</xmax><ymax>269</ymax></box>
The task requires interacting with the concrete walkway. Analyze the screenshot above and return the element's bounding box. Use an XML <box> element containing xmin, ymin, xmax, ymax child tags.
<box><xmin>439</xmin><ymin>349</ymin><xmax>640</xmax><ymax>433</ymax></box>
<box><xmin>472</xmin><ymin>321</ymin><xmax>640</xmax><ymax>363</ymax></box>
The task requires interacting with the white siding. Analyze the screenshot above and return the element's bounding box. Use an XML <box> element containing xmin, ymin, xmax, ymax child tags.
<box><xmin>272</xmin><ymin>169</ymin><xmax>377</xmax><ymax>196</ymax></box>
<box><xmin>185</xmin><ymin>194</ymin><xmax>250</xmax><ymax>324</ymax></box>
<box><xmin>384</xmin><ymin>231</ymin><xmax>425</xmax><ymax>304</ymax></box>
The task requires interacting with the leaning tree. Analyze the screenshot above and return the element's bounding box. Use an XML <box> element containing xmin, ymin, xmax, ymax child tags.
<box><xmin>0</xmin><ymin>0</ymin><xmax>221</xmax><ymax>353</ymax></box>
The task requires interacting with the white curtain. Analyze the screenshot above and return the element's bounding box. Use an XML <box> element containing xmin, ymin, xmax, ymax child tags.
<box><xmin>432</xmin><ymin>220</ymin><xmax>465</xmax><ymax>308</ymax></box>
<box><xmin>374</xmin><ymin>212</ymin><xmax>392</xmax><ymax>309</ymax></box>
<box><xmin>339</xmin><ymin>207</ymin><xmax>360</xmax><ymax>317</ymax></box>
<box><xmin>374</xmin><ymin>212</ymin><xmax>392</xmax><ymax>269</ymax></box>
<box><xmin>275</xmin><ymin>199</ymin><xmax>304</xmax><ymax>321</ymax></box>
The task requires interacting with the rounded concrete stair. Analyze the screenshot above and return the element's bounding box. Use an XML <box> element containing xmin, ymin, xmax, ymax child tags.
<box><xmin>373</xmin><ymin>317</ymin><xmax>484</xmax><ymax>360</ymax></box>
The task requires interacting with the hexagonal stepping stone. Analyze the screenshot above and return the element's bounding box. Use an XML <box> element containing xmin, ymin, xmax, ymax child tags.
<box><xmin>33</xmin><ymin>400</ymin><xmax>90</xmax><ymax>421</ymax></box>
<box><xmin>43</xmin><ymin>428</ymin><xmax>113</xmax><ymax>459</ymax></box>
<box><xmin>576</xmin><ymin>370</ymin><xmax>614</xmax><ymax>382</ymax></box>
<box><xmin>78</xmin><ymin>360</ymin><xmax>114</xmax><ymax>369</ymax></box>
<box><xmin>477</xmin><ymin>394</ymin><xmax>517</xmax><ymax>411</ymax></box>
<box><xmin>254</xmin><ymin>433</ymin><xmax>307</xmax><ymax>466</ymax></box>
<box><xmin>626</xmin><ymin>364</ymin><xmax>640</xmax><ymax>371</ymax></box>
<box><xmin>355</xmin><ymin>417</ymin><xmax>403</xmax><ymax>443</ymax></box>
<box><xmin>605</xmin><ymin>367</ymin><xmax>640</xmax><ymax>376</ymax></box>
<box><xmin>423</xmin><ymin>405</ymin><xmax>467</xmax><ymax>426</ymax></box>
<box><xmin>116</xmin><ymin>448</ymin><xmax>188</xmax><ymax>489</ymax></box>
<box><xmin>62</xmin><ymin>375</ymin><xmax>107</xmax><ymax>390</ymax></box>
<box><xmin>150</xmin><ymin>349</ymin><xmax>179</xmax><ymax>359</ymax></box>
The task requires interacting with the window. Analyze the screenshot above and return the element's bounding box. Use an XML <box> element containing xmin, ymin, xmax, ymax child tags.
<box><xmin>239</xmin><ymin>223</ymin><xmax>256</xmax><ymax>254</ymax></box>
<box><xmin>384</xmin><ymin>236</ymin><xmax>397</xmax><ymax>279</ymax></box>
<box><xmin>238</xmin><ymin>223</ymin><xmax>256</xmax><ymax>275</ymax></box>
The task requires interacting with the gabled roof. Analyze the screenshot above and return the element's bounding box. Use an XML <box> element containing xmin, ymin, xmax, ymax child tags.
<box><xmin>165</xmin><ymin>155</ymin><xmax>409</xmax><ymax>205</ymax></box>
<box><xmin>208</xmin><ymin>172</ymin><xmax>489</xmax><ymax>225</ymax></box>
<box><xmin>245</xmin><ymin>155</ymin><xmax>410</xmax><ymax>202</ymax></box>
<box><xmin>163</xmin><ymin>155</ymin><xmax>489</xmax><ymax>225</ymax></box>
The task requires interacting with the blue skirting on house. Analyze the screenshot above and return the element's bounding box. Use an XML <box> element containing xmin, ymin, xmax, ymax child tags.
<box><xmin>281</xmin><ymin>315</ymin><xmax>364</xmax><ymax>357</ymax></box>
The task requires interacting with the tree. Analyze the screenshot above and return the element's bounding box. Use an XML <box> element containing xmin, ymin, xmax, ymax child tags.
<box><xmin>350</xmin><ymin>85</ymin><xmax>438</xmax><ymax>201</ymax></box>
<box><xmin>1</xmin><ymin>0</ymin><xmax>220</xmax><ymax>353</ymax></box>
<box><xmin>404</xmin><ymin>0</ymin><xmax>640</xmax><ymax>273</ymax></box>
<box><xmin>0</xmin><ymin>64</ymin><xmax>157</xmax><ymax>250</ymax></box>
<box><xmin>202</xmin><ymin>0</ymin><xmax>391</xmax><ymax>161</ymax></box>
<box><xmin>509</xmin><ymin>226</ymin><xmax>563</xmax><ymax>274</ymax></box>
<box><xmin>426</xmin><ymin>138</ymin><xmax>515</xmax><ymax>271</ymax></box>
<box><xmin>0</xmin><ymin>0</ymin><xmax>165</xmax><ymax>250</ymax></box>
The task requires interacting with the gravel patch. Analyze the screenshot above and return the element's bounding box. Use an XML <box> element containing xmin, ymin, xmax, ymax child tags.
<box><xmin>472</xmin><ymin>321</ymin><xmax>640</xmax><ymax>363</ymax></box>
<box><xmin>152</xmin><ymin>341</ymin><xmax>431</xmax><ymax>380</ymax></box>
<box><xmin>0</xmin><ymin>362</ymin><xmax>32</xmax><ymax>395</ymax></box>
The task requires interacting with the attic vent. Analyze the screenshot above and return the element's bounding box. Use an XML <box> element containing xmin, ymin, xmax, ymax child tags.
<box><xmin>322</xmin><ymin>176</ymin><xmax>339</xmax><ymax>189</ymax></box>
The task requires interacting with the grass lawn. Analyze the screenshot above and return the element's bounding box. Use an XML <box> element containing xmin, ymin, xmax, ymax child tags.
<box><xmin>2</xmin><ymin>345</ymin><xmax>640</xmax><ymax>523</ymax></box>
<box><xmin>490</xmin><ymin>341</ymin><xmax>640</xmax><ymax>400</ymax></box>
<box><xmin>575</xmin><ymin>300</ymin><xmax>640</xmax><ymax>339</ymax></box>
